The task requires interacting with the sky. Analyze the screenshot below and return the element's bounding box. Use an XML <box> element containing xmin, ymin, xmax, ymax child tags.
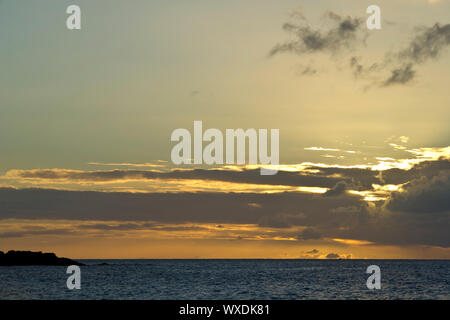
<box><xmin>0</xmin><ymin>0</ymin><xmax>449</xmax><ymax>259</ymax></box>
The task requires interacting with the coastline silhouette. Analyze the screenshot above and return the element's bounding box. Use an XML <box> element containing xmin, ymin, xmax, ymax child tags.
<box><xmin>0</xmin><ymin>250</ymin><xmax>83</xmax><ymax>266</ymax></box>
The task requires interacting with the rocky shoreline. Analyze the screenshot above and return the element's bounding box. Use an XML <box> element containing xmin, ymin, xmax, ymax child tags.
<box><xmin>0</xmin><ymin>250</ymin><xmax>84</xmax><ymax>266</ymax></box>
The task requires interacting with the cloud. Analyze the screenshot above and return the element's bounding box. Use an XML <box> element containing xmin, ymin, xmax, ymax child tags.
<box><xmin>0</xmin><ymin>156</ymin><xmax>448</xmax><ymax>247</ymax></box>
<box><xmin>325</xmin><ymin>253</ymin><xmax>341</xmax><ymax>259</ymax></box>
<box><xmin>2</xmin><ymin>167</ymin><xmax>355</xmax><ymax>189</ymax></box>
<box><xmin>386</xmin><ymin>170</ymin><xmax>450</xmax><ymax>213</ymax></box>
<box><xmin>258</xmin><ymin>212</ymin><xmax>307</xmax><ymax>229</ymax></box>
<box><xmin>258</xmin><ymin>215</ymin><xmax>291</xmax><ymax>228</ymax></box>
<box><xmin>380</xmin><ymin>158</ymin><xmax>449</xmax><ymax>185</ymax></box>
<box><xmin>273</xmin><ymin>8</ymin><xmax>450</xmax><ymax>87</ymax></box>
<box><xmin>383</xmin><ymin>63</ymin><xmax>416</xmax><ymax>86</ymax></box>
<box><xmin>368</xmin><ymin>23</ymin><xmax>449</xmax><ymax>87</ymax></box>
<box><xmin>378</xmin><ymin>23</ymin><xmax>450</xmax><ymax>86</ymax></box>
<box><xmin>350</xmin><ymin>56</ymin><xmax>364</xmax><ymax>77</ymax></box>
<box><xmin>336</xmin><ymin>160</ymin><xmax>450</xmax><ymax>247</ymax></box>
<box><xmin>297</xmin><ymin>228</ymin><xmax>322</xmax><ymax>240</ymax></box>
<box><xmin>270</xmin><ymin>11</ymin><xmax>367</xmax><ymax>57</ymax></box>
<box><xmin>296</xmin><ymin>65</ymin><xmax>317</xmax><ymax>76</ymax></box>
<box><xmin>0</xmin><ymin>173</ymin><xmax>448</xmax><ymax>246</ymax></box>
<box><xmin>324</xmin><ymin>181</ymin><xmax>347</xmax><ymax>197</ymax></box>
<box><xmin>0</xmin><ymin>228</ymin><xmax>74</xmax><ymax>238</ymax></box>
<box><xmin>77</xmin><ymin>222</ymin><xmax>159</xmax><ymax>231</ymax></box>
<box><xmin>3</xmin><ymin>157</ymin><xmax>449</xmax><ymax>199</ymax></box>
<box><xmin>300</xmin><ymin>248</ymin><xmax>321</xmax><ymax>258</ymax></box>
<box><xmin>88</xmin><ymin>162</ymin><xmax>166</xmax><ymax>168</ymax></box>
<box><xmin>398</xmin><ymin>23</ymin><xmax>450</xmax><ymax>63</ymax></box>
<box><xmin>0</xmin><ymin>187</ymin><xmax>362</xmax><ymax>224</ymax></box>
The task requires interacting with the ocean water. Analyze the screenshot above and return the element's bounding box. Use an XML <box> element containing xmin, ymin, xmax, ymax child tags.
<box><xmin>0</xmin><ymin>260</ymin><xmax>448</xmax><ymax>300</ymax></box>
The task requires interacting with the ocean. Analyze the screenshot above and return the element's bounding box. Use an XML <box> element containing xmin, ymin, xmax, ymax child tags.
<box><xmin>0</xmin><ymin>260</ymin><xmax>448</xmax><ymax>300</ymax></box>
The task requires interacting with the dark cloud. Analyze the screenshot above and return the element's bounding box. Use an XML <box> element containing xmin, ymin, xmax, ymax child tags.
<box><xmin>317</xmin><ymin>159</ymin><xmax>450</xmax><ymax>188</ymax></box>
<box><xmin>349</xmin><ymin>56</ymin><xmax>379</xmax><ymax>78</ymax></box>
<box><xmin>398</xmin><ymin>23</ymin><xmax>450</xmax><ymax>63</ymax></box>
<box><xmin>383</xmin><ymin>63</ymin><xmax>415</xmax><ymax>86</ymax></box>
<box><xmin>6</xmin><ymin>167</ymin><xmax>357</xmax><ymax>189</ymax></box>
<box><xmin>350</xmin><ymin>56</ymin><xmax>363</xmax><ymax>76</ymax></box>
<box><xmin>297</xmin><ymin>228</ymin><xmax>321</xmax><ymax>240</ymax></box>
<box><xmin>326</xmin><ymin>253</ymin><xmax>341</xmax><ymax>259</ymax></box>
<box><xmin>0</xmin><ymin>223</ymin><xmax>208</xmax><ymax>238</ymax></box>
<box><xmin>6</xmin><ymin>159</ymin><xmax>450</xmax><ymax>198</ymax></box>
<box><xmin>324</xmin><ymin>181</ymin><xmax>347</xmax><ymax>197</ymax></box>
<box><xmin>258</xmin><ymin>212</ymin><xmax>307</xmax><ymax>229</ymax></box>
<box><xmin>270</xmin><ymin>11</ymin><xmax>366</xmax><ymax>57</ymax></box>
<box><xmin>331</xmin><ymin>160</ymin><xmax>450</xmax><ymax>247</ymax></box>
<box><xmin>1</xmin><ymin>159</ymin><xmax>449</xmax><ymax>247</ymax></box>
<box><xmin>0</xmin><ymin>228</ymin><xmax>74</xmax><ymax>238</ymax></box>
<box><xmin>296</xmin><ymin>65</ymin><xmax>317</xmax><ymax>76</ymax></box>
<box><xmin>258</xmin><ymin>214</ymin><xmax>292</xmax><ymax>229</ymax></box>
<box><xmin>367</xmin><ymin>23</ymin><xmax>449</xmax><ymax>87</ymax></box>
<box><xmin>305</xmin><ymin>249</ymin><xmax>319</xmax><ymax>254</ymax></box>
<box><xmin>77</xmin><ymin>222</ymin><xmax>159</xmax><ymax>231</ymax></box>
<box><xmin>154</xmin><ymin>226</ymin><xmax>207</xmax><ymax>232</ymax></box>
<box><xmin>386</xmin><ymin>170</ymin><xmax>450</xmax><ymax>213</ymax></box>
<box><xmin>379</xmin><ymin>23</ymin><xmax>450</xmax><ymax>86</ymax></box>
<box><xmin>0</xmin><ymin>188</ymin><xmax>362</xmax><ymax>224</ymax></box>
<box><xmin>14</xmin><ymin>160</ymin><xmax>450</xmax><ymax>191</ymax></box>
<box><xmin>0</xmin><ymin>182</ymin><xmax>448</xmax><ymax>246</ymax></box>
<box><xmin>273</xmin><ymin>8</ymin><xmax>449</xmax><ymax>87</ymax></box>
<box><xmin>272</xmin><ymin>5</ymin><xmax>450</xmax><ymax>87</ymax></box>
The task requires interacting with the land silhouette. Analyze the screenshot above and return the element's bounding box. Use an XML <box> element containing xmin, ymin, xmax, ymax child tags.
<box><xmin>0</xmin><ymin>250</ymin><xmax>83</xmax><ymax>266</ymax></box>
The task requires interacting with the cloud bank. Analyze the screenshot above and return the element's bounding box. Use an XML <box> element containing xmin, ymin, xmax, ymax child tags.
<box><xmin>1</xmin><ymin>157</ymin><xmax>448</xmax><ymax>247</ymax></box>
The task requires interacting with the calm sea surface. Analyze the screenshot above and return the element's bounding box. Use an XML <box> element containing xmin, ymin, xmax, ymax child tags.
<box><xmin>0</xmin><ymin>260</ymin><xmax>448</xmax><ymax>299</ymax></box>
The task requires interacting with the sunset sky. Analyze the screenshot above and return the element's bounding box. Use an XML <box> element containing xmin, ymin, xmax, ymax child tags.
<box><xmin>0</xmin><ymin>0</ymin><xmax>449</xmax><ymax>259</ymax></box>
